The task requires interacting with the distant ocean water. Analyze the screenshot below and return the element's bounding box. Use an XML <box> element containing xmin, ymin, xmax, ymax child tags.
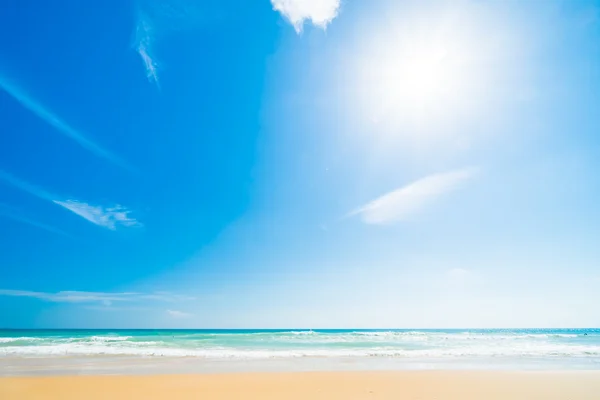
<box><xmin>2</xmin><ymin>329</ymin><xmax>600</xmax><ymax>362</ymax></box>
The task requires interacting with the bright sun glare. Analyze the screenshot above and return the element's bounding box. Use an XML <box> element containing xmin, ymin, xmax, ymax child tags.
<box><xmin>386</xmin><ymin>47</ymin><xmax>452</xmax><ymax>108</ymax></box>
<box><xmin>360</xmin><ymin>37</ymin><xmax>469</xmax><ymax>127</ymax></box>
<box><xmin>348</xmin><ymin>7</ymin><xmax>498</xmax><ymax>138</ymax></box>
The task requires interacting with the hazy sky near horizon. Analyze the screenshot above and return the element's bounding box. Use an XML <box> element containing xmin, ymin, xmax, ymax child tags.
<box><xmin>1</xmin><ymin>0</ymin><xmax>599</xmax><ymax>328</ymax></box>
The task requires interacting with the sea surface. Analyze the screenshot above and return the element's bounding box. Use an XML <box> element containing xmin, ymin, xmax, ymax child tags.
<box><xmin>1</xmin><ymin>329</ymin><xmax>600</xmax><ymax>375</ymax></box>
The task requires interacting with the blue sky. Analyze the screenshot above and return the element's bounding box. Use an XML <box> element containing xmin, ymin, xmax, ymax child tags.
<box><xmin>1</xmin><ymin>0</ymin><xmax>599</xmax><ymax>329</ymax></box>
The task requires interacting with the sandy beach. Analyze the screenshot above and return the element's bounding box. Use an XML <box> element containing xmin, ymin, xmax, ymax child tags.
<box><xmin>1</xmin><ymin>371</ymin><xmax>599</xmax><ymax>399</ymax></box>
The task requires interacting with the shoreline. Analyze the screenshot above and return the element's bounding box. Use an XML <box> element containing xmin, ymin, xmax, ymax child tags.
<box><xmin>2</xmin><ymin>354</ymin><xmax>600</xmax><ymax>377</ymax></box>
<box><xmin>2</xmin><ymin>371</ymin><xmax>600</xmax><ymax>399</ymax></box>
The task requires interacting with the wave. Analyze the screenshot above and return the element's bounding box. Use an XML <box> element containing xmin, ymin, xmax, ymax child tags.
<box><xmin>2</xmin><ymin>330</ymin><xmax>598</xmax><ymax>361</ymax></box>
<box><xmin>351</xmin><ymin>331</ymin><xmax>428</xmax><ymax>337</ymax></box>
<box><xmin>0</xmin><ymin>337</ymin><xmax>42</xmax><ymax>343</ymax></box>
<box><xmin>88</xmin><ymin>336</ymin><xmax>133</xmax><ymax>342</ymax></box>
<box><xmin>237</xmin><ymin>331</ymin><xmax>587</xmax><ymax>344</ymax></box>
<box><xmin>2</xmin><ymin>343</ymin><xmax>600</xmax><ymax>358</ymax></box>
<box><xmin>0</xmin><ymin>332</ymin><xmax>592</xmax><ymax>348</ymax></box>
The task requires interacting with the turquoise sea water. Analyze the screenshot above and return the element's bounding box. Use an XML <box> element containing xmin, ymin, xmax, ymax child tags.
<box><xmin>1</xmin><ymin>329</ymin><xmax>599</xmax><ymax>361</ymax></box>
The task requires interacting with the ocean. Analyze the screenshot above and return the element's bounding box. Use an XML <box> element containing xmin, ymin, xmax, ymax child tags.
<box><xmin>2</xmin><ymin>329</ymin><xmax>600</xmax><ymax>375</ymax></box>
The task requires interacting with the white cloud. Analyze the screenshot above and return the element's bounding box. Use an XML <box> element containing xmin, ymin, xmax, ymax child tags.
<box><xmin>53</xmin><ymin>200</ymin><xmax>141</xmax><ymax>230</ymax></box>
<box><xmin>132</xmin><ymin>0</ymin><xmax>224</xmax><ymax>85</ymax></box>
<box><xmin>271</xmin><ymin>0</ymin><xmax>340</xmax><ymax>33</ymax></box>
<box><xmin>0</xmin><ymin>170</ymin><xmax>141</xmax><ymax>230</ymax></box>
<box><xmin>144</xmin><ymin>293</ymin><xmax>196</xmax><ymax>302</ymax></box>
<box><xmin>134</xmin><ymin>11</ymin><xmax>160</xmax><ymax>86</ymax></box>
<box><xmin>0</xmin><ymin>289</ymin><xmax>193</xmax><ymax>305</ymax></box>
<box><xmin>0</xmin><ymin>73</ymin><xmax>130</xmax><ymax>170</ymax></box>
<box><xmin>167</xmin><ymin>309</ymin><xmax>192</xmax><ymax>318</ymax></box>
<box><xmin>349</xmin><ymin>167</ymin><xmax>478</xmax><ymax>224</ymax></box>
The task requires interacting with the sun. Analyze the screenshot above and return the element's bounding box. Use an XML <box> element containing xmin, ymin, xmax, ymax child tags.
<box><xmin>357</xmin><ymin>34</ymin><xmax>469</xmax><ymax>128</ymax></box>
<box><xmin>344</xmin><ymin>6</ymin><xmax>494</xmax><ymax>141</ymax></box>
<box><xmin>384</xmin><ymin>46</ymin><xmax>453</xmax><ymax>111</ymax></box>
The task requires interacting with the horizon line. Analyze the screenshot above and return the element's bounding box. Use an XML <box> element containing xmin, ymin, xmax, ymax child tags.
<box><xmin>1</xmin><ymin>327</ymin><xmax>597</xmax><ymax>331</ymax></box>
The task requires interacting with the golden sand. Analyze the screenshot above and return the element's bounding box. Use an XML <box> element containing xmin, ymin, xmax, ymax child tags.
<box><xmin>1</xmin><ymin>371</ymin><xmax>599</xmax><ymax>399</ymax></box>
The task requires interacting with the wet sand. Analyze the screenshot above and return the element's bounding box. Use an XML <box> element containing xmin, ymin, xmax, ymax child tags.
<box><xmin>1</xmin><ymin>371</ymin><xmax>600</xmax><ymax>399</ymax></box>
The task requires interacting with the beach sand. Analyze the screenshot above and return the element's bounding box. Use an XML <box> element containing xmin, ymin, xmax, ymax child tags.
<box><xmin>1</xmin><ymin>371</ymin><xmax>600</xmax><ymax>399</ymax></box>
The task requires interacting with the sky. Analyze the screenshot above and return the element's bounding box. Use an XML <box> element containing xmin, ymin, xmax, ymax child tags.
<box><xmin>0</xmin><ymin>0</ymin><xmax>599</xmax><ymax>329</ymax></box>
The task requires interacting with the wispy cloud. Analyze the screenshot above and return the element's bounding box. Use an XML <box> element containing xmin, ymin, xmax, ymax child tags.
<box><xmin>349</xmin><ymin>168</ymin><xmax>479</xmax><ymax>224</ymax></box>
<box><xmin>134</xmin><ymin>11</ymin><xmax>160</xmax><ymax>86</ymax></box>
<box><xmin>0</xmin><ymin>169</ymin><xmax>57</xmax><ymax>200</ymax></box>
<box><xmin>271</xmin><ymin>0</ymin><xmax>341</xmax><ymax>33</ymax></box>
<box><xmin>0</xmin><ymin>73</ymin><xmax>130</xmax><ymax>170</ymax></box>
<box><xmin>167</xmin><ymin>309</ymin><xmax>192</xmax><ymax>318</ymax></box>
<box><xmin>132</xmin><ymin>0</ymin><xmax>223</xmax><ymax>85</ymax></box>
<box><xmin>0</xmin><ymin>289</ymin><xmax>194</xmax><ymax>306</ymax></box>
<box><xmin>53</xmin><ymin>200</ymin><xmax>141</xmax><ymax>230</ymax></box>
<box><xmin>0</xmin><ymin>204</ymin><xmax>71</xmax><ymax>238</ymax></box>
<box><xmin>0</xmin><ymin>170</ymin><xmax>140</xmax><ymax>230</ymax></box>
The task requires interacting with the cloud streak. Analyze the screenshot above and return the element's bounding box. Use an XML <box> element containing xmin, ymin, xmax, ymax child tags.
<box><xmin>349</xmin><ymin>168</ymin><xmax>479</xmax><ymax>224</ymax></box>
<box><xmin>0</xmin><ymin>204</ymin><xmax>71</xmax><ymax>238</ymax></box>
<box><xmin>0</xmin><ymin>73</ymin><xmax>130</xmax><ymax>170</ymax></box>
<box><xmin>271</xmin><ymin>0</ymin><xmax>341</xmax><ymax>33</ymax></box>
<box><xmin>167</xmin><ymin>309</ymin><xmax>192</xmax><ymax>318</ymax></box>
<box><xmin>132</xmin><ymin>0</ymin><xmax>224</xmax><ymax>85</ymax></box>
<box><xmin>0</xmin><ymin>289</ymin><xmax>194</xmax><ymax>305</ymax></box>
<box><xmin>0</xmin><ymin>170</ymin><xmax>140</xmax><ymax>230</ymax></box>
<box><xmin>134</xmin><ymin>11</ymin><xmax>160</xmax><ymax>86</ymax></box>
<box><xmin>0</xmin><ymin>169</ymin><xmax>57</xmax><ymax>200</ymax></box>
<box><xmin>53</xmin><ymin>200</ymin><xmax>141</xmax><ymax>230</ymax></box>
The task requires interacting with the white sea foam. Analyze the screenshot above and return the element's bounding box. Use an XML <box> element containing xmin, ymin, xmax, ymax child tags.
<box><xmin>1</xmin><ymin>343</ymin><xmax>600</xmax><ymax>359</ymax></box>
<box><xmin>89</xmin><ymin>336</ymin><xmax>133</xmax><ymax>342</ymax></box>
<box><xmin>2</xmin><ymin>330</ymin><xmax>598</xmax><ymax>362</ymax></box>
<box><xmin>0</xmin><ymin>337</ymin><xmax>41</xmax><ymax>343</ymax></box>
<box><xmin>262</xmin><ymin>331</ymin><xmax>582</xmax><ymax>344</ymax></box>
<box><xmin>352</xmin><ymin>331</ymin><xmax>427</xmax><ymax>336</ymax></box>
